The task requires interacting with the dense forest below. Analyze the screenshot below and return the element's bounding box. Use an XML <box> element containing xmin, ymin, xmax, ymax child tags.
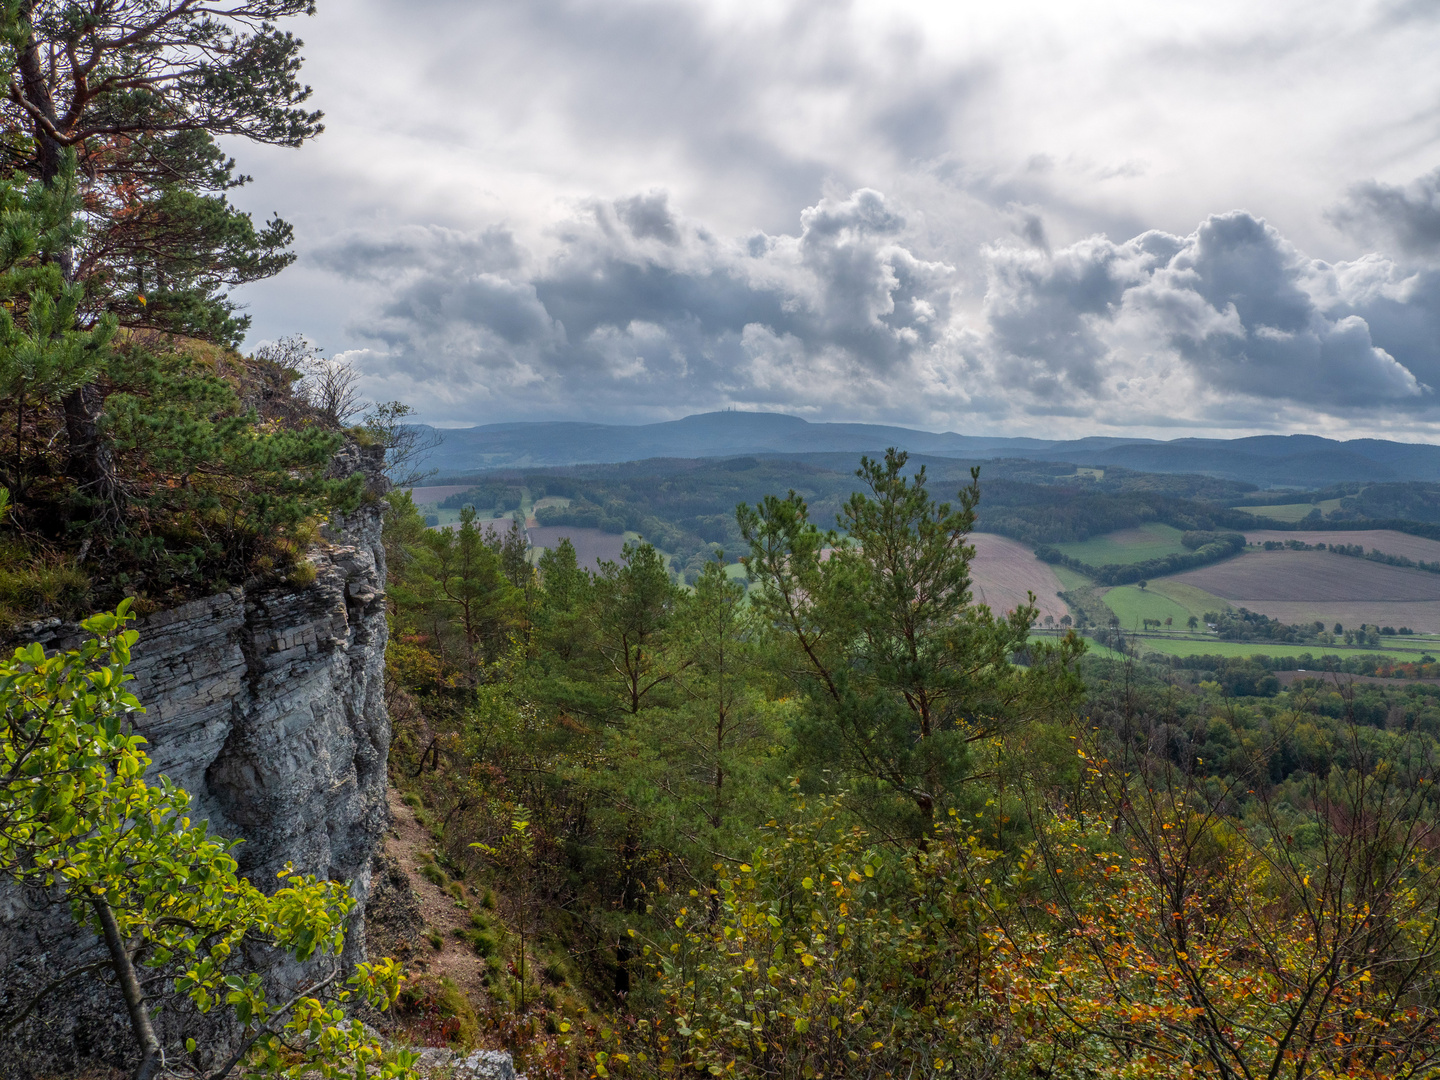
<box><xmin>376</xmin><ymin>452</ymin><xmax>1440</xmax><ymax>1078</ymax></box>
<box><xmin>1233</xmin><ymin>482</ymin><xmax>1440</xmax><ymax>523</ymax></box>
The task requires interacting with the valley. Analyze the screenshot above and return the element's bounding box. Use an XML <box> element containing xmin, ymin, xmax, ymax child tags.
<box><xmin>409</xmin><ymin>450</ymin><xmax>1440</xmax><ymax>670</ymax></box>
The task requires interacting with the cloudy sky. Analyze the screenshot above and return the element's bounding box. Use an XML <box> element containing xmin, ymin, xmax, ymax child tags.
<box><xmin>227</xmin><ymin>0</ymin><xmax>1440</xmax><ymax>439</ymax></box>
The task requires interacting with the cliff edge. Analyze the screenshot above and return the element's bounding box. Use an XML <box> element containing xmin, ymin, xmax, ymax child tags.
<box><xmin>0</xmin><ymin>442</ymin><xmax>393</xmax><ymax>1075</ymax></box>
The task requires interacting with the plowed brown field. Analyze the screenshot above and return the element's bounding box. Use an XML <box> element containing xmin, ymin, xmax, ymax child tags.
<box><xmin>407</xmin><ymin>485</ymin><xmax>475</xmax><ymax>504</ymax></box>
<box><xmin>526</xmin><ymin>525</ymin><xmax>627</xmax><ymax>571</ymax></box>
<box><xmin>1174</xmin><ymin>551</ymin><xmax>1440</xmax><ymax>601</ymax></box>
<box><xmin>968</xmin><ymin>533</ymin><xmax>1069</xmax><ymax>623</ymax></box>
<box><xmin>1169</xmin><ymin>550</ymin><xmax>1440</xmax><ymax>632</ymax></box>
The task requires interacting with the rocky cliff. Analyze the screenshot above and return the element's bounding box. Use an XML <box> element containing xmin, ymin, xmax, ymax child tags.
<box><xmin>0</xmin><ymin>443</ymin><xmax>393</xmax><ymax>1076</ymax></box>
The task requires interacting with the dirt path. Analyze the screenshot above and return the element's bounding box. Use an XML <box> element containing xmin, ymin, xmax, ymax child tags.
<box><xmin>382</xmin><ymin>786</ymin><xmax>492</xmax><ymax>1011</ymax></box>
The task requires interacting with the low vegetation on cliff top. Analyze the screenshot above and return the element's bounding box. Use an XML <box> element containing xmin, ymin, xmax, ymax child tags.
<box><xmin>0</xmin><ymin>0</ymin><xmax>428</xmax><ymax>635</ymax></box>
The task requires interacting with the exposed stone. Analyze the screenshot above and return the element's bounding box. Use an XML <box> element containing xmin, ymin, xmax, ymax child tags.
<box><xmin>366</xmin><ymin>849</ymin><xmax>427</xmax><ymax>964</ymax></box>
<box><xmin>455</xmin><ymin>1049</ymin><xmax>519</xmax><ymax>1080</ymax></box>
<box><xmin>413</xmin><ymin>1046</ymin><xmax>457</xmax><ymax>1070</ymax></box>
<box><xmin>0</xmin><ymin>443</ymin><xmax>393</xmax><ymax>1078</ymax></box>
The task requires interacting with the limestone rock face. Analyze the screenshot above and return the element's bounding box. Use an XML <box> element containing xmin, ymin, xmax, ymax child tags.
<box><xmin>0</xmin><ymin>443</ymin><xmax>393</xmax><ymax>1077</ymax></box>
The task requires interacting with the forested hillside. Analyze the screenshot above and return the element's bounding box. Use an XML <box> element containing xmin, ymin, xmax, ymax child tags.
<box><xmin>378</xmin><ymin>449</ymin><xmax>1440</xmax><ymax>1077</ymax></box>
<box><xmin>438</xmin><ymin>455</ymin><xmax>1259</xmax><ymax>563</ymax></box>
<box><xmin>1235</xmin><ymin>482</ymin><xmax>1440</xmax><ymax>524</ymax></box>
<box><xmin>421</xmin><ymin>413</ymin><xmax>1440</xmax><ymax>486</ymax></box>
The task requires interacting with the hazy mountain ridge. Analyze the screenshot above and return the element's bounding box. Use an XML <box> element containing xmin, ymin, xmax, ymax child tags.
<box><xmin>422</xmin><ymin>412</ymin><xmax>1440</xmax><ymax>487</ymax></box>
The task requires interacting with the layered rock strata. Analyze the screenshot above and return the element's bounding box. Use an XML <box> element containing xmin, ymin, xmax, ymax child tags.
<box><xmin>0</xmin><ymin>443</ymin><xmax>392</xmax><ymax>1076</ymax></box>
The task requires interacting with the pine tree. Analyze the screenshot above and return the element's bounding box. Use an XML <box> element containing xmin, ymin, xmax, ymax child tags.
<box><xmin>592</xmin><ymin>541</ymin><xmax>684</xmax><ymax>719</ymax></box>
<box><xmin>0</xmin><ymin>166</ymin><xmax>114</xmax><ymax>502</ymax></box>
<box><xmin>739</xmin><ymin>449</ymin><xmax>1084</xmax><ymax>831</ymax></box>
<box><xmin>421</xmin><ymin>506</ymin><xmax>522</xmax><ymax>669</ymax></box>
<box><xmin>0</xmin><ymin>0</ymin><xmax>324</xmax><ymax>501</ymax></box>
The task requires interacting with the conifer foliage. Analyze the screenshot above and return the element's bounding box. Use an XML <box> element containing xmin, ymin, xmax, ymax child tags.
<box><xmin>1</xmin><ymin>0</ymin><xmax>321</xmax><ymax>342</ymax></box>
<box><xmin>0</xmin><ymin>2</ymin><xmax>366</xmax><ymax>621</ymax></box>
<box><xmin>739</xmin><ymin>450</ymin><xmax>1085</xmax><ymax>830</ymax></box>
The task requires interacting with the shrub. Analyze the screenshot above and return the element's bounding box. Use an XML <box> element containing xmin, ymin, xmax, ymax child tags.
<box><xmin>463</xmin><ymin>928</ymin><xmax>497</xmax><ymax>957</ymax></box>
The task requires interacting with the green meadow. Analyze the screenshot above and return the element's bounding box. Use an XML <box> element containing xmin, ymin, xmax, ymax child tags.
<box><xmin>1232</xmin><ymin>498</ymin><xmax>1344</xmax><ymax>523</ymax></box>
<box><xmin>1100</xmin><ymin>586</ymin><xmax>1193</xmax><ymax>628</ymax></box>
<box><xmin>1100</xmin><ymin>580</ymin><xmax>1233</xmax><ymax>627</ymax></box>
<box><xmin>1051</xmin><ymin>565</ymin><xmax>1094</xmax><ymax>590</ymax></box>
<box><xmin>1052</xmin><ymin>523</ymin><xmax>1189</xmax><ymax>566</ymax></box>
<box><xmin>1135</xmin><ymin>637</ymin><xmax>1438</xmax><ymax>660</ymax></box>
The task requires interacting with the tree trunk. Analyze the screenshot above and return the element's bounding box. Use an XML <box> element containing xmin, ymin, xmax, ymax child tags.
<box><xmin>94</xmin><ymin>896</ymin><xmax>164</xmax><ymax>1080</ymax></box>
<box><xmin>15</xmin><ymin>7</ymin><xmax>63</xmax><ymax>189</ymax></box>
<box><xmin>64</xmin><ymin>380</ymin><xmax>122</xmax><ymax>523</ymax></box>
<box><xmin>16</xmin><ymin>5</ymin><xmax>123</xmax><ymax>519</ymax></box>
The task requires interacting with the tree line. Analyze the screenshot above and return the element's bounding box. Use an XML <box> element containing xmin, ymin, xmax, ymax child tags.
<box><xmin>1034</xmin><ymin>530</ymin><xmax>1247</xmax><ymax>585</ymax></box>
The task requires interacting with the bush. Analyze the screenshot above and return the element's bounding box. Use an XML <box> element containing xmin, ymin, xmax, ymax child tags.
<box><xmin>463</xmin><ymin>928</ymin><xmax>497</xmax><ymax>957</ymax></box>
<box><xmin>397</xmin><ymin>976</ymin><xmax>479</xmax><ymax>1047</ymax></box>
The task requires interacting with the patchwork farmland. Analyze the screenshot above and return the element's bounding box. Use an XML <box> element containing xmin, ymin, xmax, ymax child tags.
<box><xmin>1242</xmin><ymin>529</ymin><xmax>1440</xmax><ymax>563</ymax></box>
<box><xmin>1043</xmin><ymin>522</ymin><xmax>1440</xmax><ymax>645</ymax></box>
<box><xmin>1169</xmin><ymin>550</ymin><xmax>1440</xmax><ymax>632</ymax></box>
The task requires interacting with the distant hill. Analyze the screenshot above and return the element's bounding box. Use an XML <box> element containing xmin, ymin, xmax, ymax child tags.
<box><xmin>418</xmin><ymin>412</ymin><xmax>1440</xmax><ymax>488</ymax></box>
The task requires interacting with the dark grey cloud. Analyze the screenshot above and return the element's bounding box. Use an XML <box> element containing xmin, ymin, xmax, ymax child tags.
<box><xmin>311</xmin><ymin>226</ymin><xmax>524</xmax><ymax>282</ymax></box>
<box><xmin>317</xmin><ymin>187</ymin><xmax>1440</xmax><ymax>431</ymax></box>
<box><xmin>1331</xmin><ymin>168</ymin><xmax>1440</xmax><ymax>256</ymax></box>
<box><xmin>976</xmin><ymin>211</ymin><xmax>1429</xmax><ymax>415</ymax></box>
<box><xmin>322</xmin><ymin>189</ymin><xmax>958</xmax><ymax>423</ymax></box>
<box><xmin>616</xmin><ymin>192</ymin><xmax>682</xmax><ymax>245</ymax></box>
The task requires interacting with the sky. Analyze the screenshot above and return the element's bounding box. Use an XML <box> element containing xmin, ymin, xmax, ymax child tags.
<box><xmin>226</xmin><ymin>0</ymin><xmax>1440</xmax><ymax>440</ymax></box>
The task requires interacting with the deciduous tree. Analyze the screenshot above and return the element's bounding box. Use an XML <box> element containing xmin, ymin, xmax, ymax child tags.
<box><xmin>0</xmin><ymin>605</ymin><xmax>416</xmax><ymax>1079</ymax></box>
